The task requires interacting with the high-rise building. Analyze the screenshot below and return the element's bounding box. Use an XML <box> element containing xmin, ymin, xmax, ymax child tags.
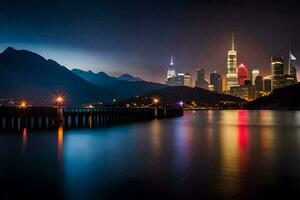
<box><xmin>255</xmin><ymin>75</ymin><xmax>263</xmax><ymax>92</ymax></box>
<box><xmin>271</xmin><ymin>57</ymin><xmax>285</xmax><ymax>91</ymax></box>
<box><xmin>226</xmin><ymin>33</ymin><xmax>238</xmax><ymax>90</ymax></box>
<box><xmin>195</xmin><ymin>68</ymin><xmax>208</xmax><ymax>89</ymax></box>
<box><xmin>196</xmin><ymin>68</ymin><xmax>205</xmax><ymax>81</ymax></box>
<box><xmin>237</xmin><ymin>63</ymin><xmax>248</xmax><ymax>85</ymax></box>
<box><xmin>184</xmin><ymin>73</ymin><xmax>192</xmax><ymax>87</ymax></box>
<box><xmin>221</xmin><ymin>76</ymin><xmax>227</xmax><ymax>92</ymax></box>
<box><xmin>166</xmin><ymin>56</ymin><xmax>176</xmax><ymax>79</ymax></box>
<box><xmin>166</xmin><ymin>56</ymin><xmax>176</xmax><ymax>86</ymax></box>
<box><xmin>176</xmin><ymin>73</ymin><xmax>185</xmax><ymax>86</ymax></box>
<box><xmin>210</xmin><ymin>71</ymin><xmax>222</xmax><ymax>92</ymax></box>
<box><xmin>251</xmin><ymin>67</ymin><xmax>260</xmax><ymax>85</ymax></box>
<box><xmin>263</xmin><ymin>76</ymin><xmax>272</xmax><ymax>93</ymax></box>
<box><xmin>288</xmin><ymin>43</ymin><xmax>297</xmax><ymax>83</ymax></box>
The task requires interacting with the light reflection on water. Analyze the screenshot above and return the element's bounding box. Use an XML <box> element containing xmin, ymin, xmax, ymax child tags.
<box><xmin>1</xmin><ymin>110</ymin><xmax>300</xmax><ymax>199</ymax></box>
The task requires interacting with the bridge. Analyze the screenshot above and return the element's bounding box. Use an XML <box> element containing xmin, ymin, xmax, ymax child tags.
<box><xmin>0</xmin><ymin>106</ymin><xmax>183</xmax><ymax>131</ymax></box>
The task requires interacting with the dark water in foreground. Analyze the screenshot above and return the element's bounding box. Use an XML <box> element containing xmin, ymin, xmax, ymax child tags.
<box><xmin>1</xmin><ymin>110</ymin><xmax>300</xmax><ymax>200</ymax></box>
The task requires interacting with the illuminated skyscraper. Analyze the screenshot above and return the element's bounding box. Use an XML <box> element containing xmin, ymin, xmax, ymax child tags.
<box><xmin>166</xmin><ymin>56</ymin><xmax>176</xmax><ymax>79</ymax></box>
<box><xmin>237</xmin><ymin>63</ymin><xmax>248</xmax><ymax>85</ymax></box>
<box><xmin>271</xmin><ymin>57</ymin><xmax>285</xmax><ymax>91</ymax></box>
<box><xmin>288</xmin><ymin>43</ymin><xmax>297</xmax><ymax>83</ymax></box>
<box><xmin>184</xmin><ymin>73</ymin><xmax>192</xmax><ymax>87</ymax></box>
<box><xmin>166</xmin><ymin>56</ymin><xmax>177</xmax><ymax>86</ymax></box>
<box><xmin>226</xmin><ymin>33</ymin><xmax>238</xmax><ymax>90</ymax></box>
<box><xmin>251</xmin><ymin>67</ymin><xmax>260</xmax><ymax>85</ymax></box>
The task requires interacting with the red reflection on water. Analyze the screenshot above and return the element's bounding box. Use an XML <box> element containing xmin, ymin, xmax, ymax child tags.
<box><xmin>237</xmin><ymin>110</ymin><xmax>249</xmax><ymax>170</ymax></box>
<box><xmin>238</xmin><ymin>110</ymin><xmax>249</xmax><ymax>148</ymax></box>
<box><xmin>57</xmin><ymin>125</ymin><xmax>64</xmax><ymax>163</ymax></box>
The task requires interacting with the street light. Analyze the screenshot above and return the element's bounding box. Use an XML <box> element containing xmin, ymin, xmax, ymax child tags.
<box><xmin>55</xmin><ymin>95</ymin><xmax>64</xmax><ymax>107</ymax></box>
<box><xmin>153</xmin><ymin>98</ymin><xmax>159</xmax><ymax>104</ymax></box>
<box><xmin>17</xmin><ymin>99</ymin><xmax>29</xmax><ymax>109</ymax></box>
<box><xmin>179</xmin><ymin>101</ymin><xmax>184</xmax><ymax>108</ymax></box>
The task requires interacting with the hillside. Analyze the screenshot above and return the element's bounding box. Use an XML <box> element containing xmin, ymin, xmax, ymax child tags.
<box><xmin>245</xmin><ymin>83</ymin><xmax>300</xmax><ymax>109</ymax></box>
<box><xmin>122</xmin><ymin>86</ymin><xmax>244</xmax><ymax>107</ymax></box>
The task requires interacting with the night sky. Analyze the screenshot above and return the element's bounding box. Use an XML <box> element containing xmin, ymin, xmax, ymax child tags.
<box><xmin>0</xmin><ymin>0</ymin><xmax>299</xmax><ymax>83</ymax></box>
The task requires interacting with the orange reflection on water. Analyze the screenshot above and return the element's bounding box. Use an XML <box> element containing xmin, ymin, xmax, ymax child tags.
<box><xmin>219</xmin><ymin>110</ymin><xmax>250</xmax><ymax>196</ymax></box>
<box><xmin>88</xmin><ymin>115</ymin><xmax>93</xmax><ymax>129</ymax></box>
<box><xmin>22</xmin><ymin>128</ymin><xmax>27</xmax><ymax>154</ymax></box>
<box><xmin>57</xmin><ymin>125</ymin><xmax>64</xmax><ymax>163</ymax></box>
<box><xmin>150</xmin><ymin>119</ymin><xmax>162</xmax><ymax>157</ymax></box>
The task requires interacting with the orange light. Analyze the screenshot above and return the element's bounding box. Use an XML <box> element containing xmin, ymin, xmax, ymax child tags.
<box><xmin>153</xmin><ymin>98</ymin><xmax>159</xmax><ymax>104</ymax></box>
<box><xmin>17</xmin><ymin>99</ymin><xmax>29</xmax><ymax>109</ymax></box>
<box><xmin>55</xmin><ymin>95</ymin><xmax>64</xmax><ymax>105</ymax></box>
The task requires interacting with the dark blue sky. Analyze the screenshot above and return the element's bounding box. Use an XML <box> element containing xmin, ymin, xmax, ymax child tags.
<box><xmin>0</xmin><ymin>0</ymin><xmax>299</xmax><ymax>82</ymax></box>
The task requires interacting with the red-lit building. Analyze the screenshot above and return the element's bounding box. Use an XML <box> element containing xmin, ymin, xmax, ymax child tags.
<box><xmin>237</xmin><ymin>63</ymin><xmax>248</xmax><ymax>85</ymax></box>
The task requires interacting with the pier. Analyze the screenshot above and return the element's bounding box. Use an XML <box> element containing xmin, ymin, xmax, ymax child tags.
<box><xmin>0</xmin><ymin>107</ymin><xmax>183</xmax><ymax>131</ymax></box>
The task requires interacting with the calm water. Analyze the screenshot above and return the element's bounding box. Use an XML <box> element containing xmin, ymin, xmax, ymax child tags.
<box><xmin>1</xmin><ymin>110</ymin><xmax>300</xmax><ymax>199</ymax></box>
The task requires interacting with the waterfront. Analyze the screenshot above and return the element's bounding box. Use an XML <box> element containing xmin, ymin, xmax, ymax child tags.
<box><xmin>1</xmin><ymin>110</ymin><xmax>300</xmax><ymax>199</ymax></box>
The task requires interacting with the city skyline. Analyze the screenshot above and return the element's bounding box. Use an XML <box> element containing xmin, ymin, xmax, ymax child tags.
<box><xmin>0</xmin><ymin>0</ymin><xmax>300</xmax><ymax>83</ymax></box>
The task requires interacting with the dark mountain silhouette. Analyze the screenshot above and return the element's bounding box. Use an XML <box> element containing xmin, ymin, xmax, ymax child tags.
<box><xmin>71</xmin><ymin>69</ymin><xmax>143</xmax><ymax>86</ymax></box>
<box><xmin>71</xmin><ymin>69</ymin><xmax>116</xmax><ymax>86</ymax></box>
<box><xmin>117</xmin><ymin>74</ymin><xmax>143</xmax><ymax>82</ymax></box>
<box><xmin>71</xmin><ymin>68</ymin><xmax>166</xmax><ymax>98</ymax></box>
<box><xmin>245</xmin><ymin>83</ymin><xmax>300</xmax><ymax>109</ymax></box>
<box><xmin>0</xmin><ymin>47</ymin><xmax>112</xmax><ymax>105</ymax></box>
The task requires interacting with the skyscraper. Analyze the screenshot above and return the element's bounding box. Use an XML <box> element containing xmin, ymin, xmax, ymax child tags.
<box><xmin>251</xmin><ymin>67</ymin><xmax>260</xmax><ymax>85</ymax></box>
<box><xmin>167</xmin><ymin>56</ymin><xmax>176</xmax><ymax>79</ymax></box>
<box><xmin>271</xmin><ymin>57</ymin><xmax>285</xmax><ymax>91</ymax></box>
<box><xmin>288</xmin><ymin>43</ymin><xmax>297</xmax><ymax>83</ymax></box>
<box><xmin>176</xmin><ymin>73</ymin><xmax>185</xmax><ymax>86</ymax></box>
<box><xmin>184</xmin><ymin>73</ymin><xmax>192</xmax><ymax>87</ymax></box>
<box><xmin>195</xmin><ymin>68</ymin><xmax>208</xmax><ymax>89</ymax></box>
<box><xmin>210</xmin><ymin>71</ymin><xmax>222</xmax><ymax>92</ymax></box>
<box><xmin>255</xmin><ymin>75</ymin><xmax>263</xmax><ymax>92</ymax></box>
<box><xmin>226</xmin><ymin>33</ymin><xmax>238</xmax><ymax>90</ymax></box>
<box><xmin>237</xmin><ymin>63</ymin><xmax>248</xmax><ymax>85</ymax></box>
<box><xmin>166</xmin><ymin>56</ymin><xmax>177</xmax><ymax>86</ymax></box>
<box><xmin>263</xmin><ymin>76</ymin><xmax>272</xmax><ymax>93</ymax></box>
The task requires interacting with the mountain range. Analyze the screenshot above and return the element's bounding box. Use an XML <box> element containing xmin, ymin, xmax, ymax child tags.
<box><xmin>71</xmin><ymin>69</ymin><xmax>143</xmax><ymax>86</ymax></box>
<box><xmin>0</xmin><ymin>47</ymin><xmax>243</xmax><ymax>106</ymax></box>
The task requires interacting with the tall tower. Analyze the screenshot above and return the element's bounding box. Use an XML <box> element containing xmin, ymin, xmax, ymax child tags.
<box><xmin>271</xmin><ymin>57</ymin><xmax>285</xmax><ymax>91</ymax></box>
<box><xmin>226</xmin><ymin>33</ymin><xmax>238</xmax><ymax>90</ymax></box>
<box><xmin>166</xmin><ymin>56</ymin><xmax>176</xmax><ymax>80</ymax></box>
<box><xmin>288</xmin><ymin>42</ymin><xmax>297</xmax><ymax>83</ymax></box>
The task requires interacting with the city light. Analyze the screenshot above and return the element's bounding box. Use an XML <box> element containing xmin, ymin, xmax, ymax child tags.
<box><xmin>153</xmin><ymin>98</ymin><xmax>159</xmax><ymax>104</ymax></box>
<box><xmin>85</xmin><ymin>104</ymin><xmax>94</xmax><ymax>109</ymax></box>
<box><xmin>17</xmin><ymin>99</ymin><xmax>29</xmax><ymax>109</ymax></box>
<box><xmin>54</xmin><ymin>95</ymin><xmax>64</xmax><ymax>106</ymax></box>
<box><xmin>179</xmin><ymin>101</ymin><xmax>184</xmax><ymax>107</ymax></box>
<box><xmin>56</xmin><ymin>96</ymin><xmax>63</xmax><ymax>104</ymax></box>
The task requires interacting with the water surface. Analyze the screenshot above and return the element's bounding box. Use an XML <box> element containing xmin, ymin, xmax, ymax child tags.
<box><xmin>1</xmin><ymin>110</ymin><xmax>300</xmax><ymax>199</ymax></box>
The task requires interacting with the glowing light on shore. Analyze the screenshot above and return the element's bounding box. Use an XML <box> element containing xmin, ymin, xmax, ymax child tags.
<box><xmin>17</xmin><ymin>99</ymin><xmax>29</xmax><ymax>109</ymax></box>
